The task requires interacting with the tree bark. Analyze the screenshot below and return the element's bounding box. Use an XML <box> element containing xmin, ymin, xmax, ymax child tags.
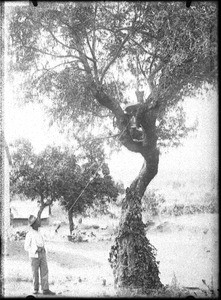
<box><xmin>68</xmin><ymin>210</ymin><xmax>74</xmax><ymax>235</ymax></box>
<box><xmin>106</xmin><ymin>92</ymin><xmax>162</xmax><ymax>293</ymax></box>
<box><xmin>49</xmin><ymin>204</ymin><xmax>52</xmax><ymax>215</ymax></box>
<box><xmin>37</xmin><ymin>204</ymin><xmax>46</xmax><ymax>226</ymax></box>
<box><xmin>109</xmin><ymin>152</ymin><xmax>162</xmax><ymax>294</ymax></box>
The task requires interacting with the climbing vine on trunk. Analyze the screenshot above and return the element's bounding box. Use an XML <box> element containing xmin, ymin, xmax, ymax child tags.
<box><xmin>109</xmin><ymin>188</ymin><xmax>162</xmax><ymax>293</ymax></box>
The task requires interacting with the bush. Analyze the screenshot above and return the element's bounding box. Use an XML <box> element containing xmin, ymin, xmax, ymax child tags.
<box><xmin>173</xmin><ymin>204</ymin><xmax>184</xmax><ymax>216</ymax></box>
<box><xmin>142</xmin><ymin>190</ymin><xmax>166</xmax><ymax>217</ymax></box>
<box><xmin>10</xmin><ymin>230</ymin><xmax>27</xmax><ymax>241</ymax></box>
<box><xmin>203</xmin><ymin>192</ymin><xmax>218</xmax><ymax>213</ymax></box>
<box><xmin>86</xmin><ymin>198</ymin><xmax>118</xmax><ymax>218</ymax></box>
<box><xmin>67</xmin><ymin>231</ymin><xmax>88</xmax><ymax>243</ymax></box>
<box><xmin>161</xmin><ymin>202</ymin><xmax>218</xmax><ymax>217</ymax></box>
<box><xmin>142</xmin><ymin>189</ymin><xmax>218</xmax><ymax>218</ymax></box>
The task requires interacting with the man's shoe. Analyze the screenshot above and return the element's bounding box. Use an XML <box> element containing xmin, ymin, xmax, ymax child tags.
<box><xmin>33</xmin><ymin>290</ymin><xmax>39</xmax><ymax>294</ymax></box>
<box><xmin>43</xmin><ymin>290</ymin><xmax>56</xmax><ymax>295</ymax></box>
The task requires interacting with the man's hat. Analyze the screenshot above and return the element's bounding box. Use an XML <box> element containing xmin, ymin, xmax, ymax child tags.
<box><xmin>28</xmin><ymin>215</ymin><xmax>37</xmax><ymax>225</ymax></box>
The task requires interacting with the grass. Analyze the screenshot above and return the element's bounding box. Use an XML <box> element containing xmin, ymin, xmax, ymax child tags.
<box><xmin>116</xmin><ymin>273</ymin><xmax>219</xmax><ymax>298</ymax></box>
<box><xmin>10</xmin><ymin>267</ymin><xmax>219</xmax><ymax>298</ymax></box>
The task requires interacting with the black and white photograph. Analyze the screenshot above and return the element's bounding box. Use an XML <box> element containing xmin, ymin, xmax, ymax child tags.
<box><xmin>0</xmin><ymin>1</ymin><xmax>218</xmax><ymax>298</ymax></box>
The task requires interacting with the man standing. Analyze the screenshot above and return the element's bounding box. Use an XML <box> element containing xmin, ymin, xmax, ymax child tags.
<box><xmin>24</xmin><ymin>215</ymin><xmax>55</xmax><ymax>295</ymax></box>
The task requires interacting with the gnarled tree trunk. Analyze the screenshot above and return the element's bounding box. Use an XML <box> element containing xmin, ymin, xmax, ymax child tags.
<box><xmin>94</xmin><ymin>86</ymin><xmax>162</xmax><ymax>293</ymax></box>
<box><xmin>109</xmin><ymin>149</ymin><xmax>162</xmax><ymax>294</ymax></box>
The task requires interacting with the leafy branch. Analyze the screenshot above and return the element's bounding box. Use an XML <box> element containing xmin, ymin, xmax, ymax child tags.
<box><xmin>100</xmin><ymin>32</ymin><xmax>131</xmax><ymax>83</ymax></box>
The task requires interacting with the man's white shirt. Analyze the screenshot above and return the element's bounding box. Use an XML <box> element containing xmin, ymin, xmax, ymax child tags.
<box><xmin>24</xmin><ymin>227</ymin><xmax>46</xmax><ymax>258</ymax></box>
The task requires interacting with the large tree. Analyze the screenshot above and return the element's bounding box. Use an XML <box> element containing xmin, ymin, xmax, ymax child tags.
<box><xmin>7</xmin><ymin>1</ymin><xmax>217</xmax><ymax>293</ymax></box>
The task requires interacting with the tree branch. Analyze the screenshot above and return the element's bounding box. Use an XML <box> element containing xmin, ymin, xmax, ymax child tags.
<box><xmin>44</xmin><ymin>25</ymin><xmax>77</xmax><ymax>51</ymax></box>
<box><xmin>119</xmin><ymin>130</ymin><xmax>144</xmax><ymax>153</ymax></box>
<box><xmin>92</xmin><ymin>3</ymin><xmax>97</xmax><ymax>54</ymax></box>
<box><xmin>149</xmin><ymin>53</ymin><xmax>157</xmax><ymax>75</ymax></box>
<box><xmin>47</xmin><ymin>25</ymin><xmax>97</xmax><ymax>64</ymax></box>
<box><xmin>137</xmin><ymin>56</ymin><xmax>147</xmax><ymax>80</ymax></box>
<box><xmin>93</xmin><ymin>88</ymin><xmax>146</xmax><ymax>154</ymax></box>
<box><xmin>85</xmin><ymin>30</ymin><xmax>98</xmax><ymax>78</ymax></box>
<box><xmin>47</xmin><ymin>17</ymin><xmax>97</xmax><ymax>67</ymax></box>
<box><xmin>100</xmin><ymin>32</ymin><xmax>131</xmax><ymax>83</ymax></box>
<box><xmin>32</xmin><ymin>63</ymin><xmax>86</xmax><ymax>87</ymax></box>
<box><xmin>130</xmin><ymin>38</ymin><xmax>163</xmax><ymax>61</ymax></box>
<box><xmin>149</xmin><ymin>61</ymin><xmax>164</xmax><ymax>85</ymax></box>
<box><xmin>95</xmin><ymin>133</ymin><xmax>120</xmax><ymax>141</ymax></box>
<box><xmin>36</xmin><ymin>60</ymin><xmax>82</xmax><ymax>73</ymax></box>
<box><xmin>19</xmin><ymin>37</ymin><xmax>76</xmax><ymax>59</ymax></box>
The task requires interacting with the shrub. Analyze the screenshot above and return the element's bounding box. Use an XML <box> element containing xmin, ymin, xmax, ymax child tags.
<box><xmin>142</xmin><ymin>190</ymin><xmax>166</xmax><ymax>217</ymax></box>
<box><xmin>160</xmin><ymin>202</ymin><xmax>218</xmax><ymax>217</ymax></box>
<box><xmin>173</xmin><ymin>204</ymin><xmax>184</xmax><ymax>216</ymax></box>
<box><xmin>86</xmin><ymin>199</ymin><xmax>118</xmax><ymax>218</ymax></box>
<box><xmin>142</xmin><ymin>189</ymin><xmax>218</xmax><ymax>218</ymax></box>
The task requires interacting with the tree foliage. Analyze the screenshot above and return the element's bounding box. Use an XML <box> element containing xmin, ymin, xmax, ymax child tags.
<box><xmin>10</xmin><ymin>139</ymin><xmax>36</xmax><ymax>198</ymax></box>
<box><xmin>10</xmin><ymin>139</ymin><xmax>78</xmax><ymax>218</ymax></box>
<box><xmin>8</xmin><ymin>2</ymin><xmax>217</xmax><ymax>151</ymax></box>
<box><xmin>59</xmin><ymin>138</ymin><xmax>119</xmax><ymax>216</ymax></box>
<box><xmin>10</xmin><ymin>138</ymin><xmax>119</xmax><ymax>221</ymax></box>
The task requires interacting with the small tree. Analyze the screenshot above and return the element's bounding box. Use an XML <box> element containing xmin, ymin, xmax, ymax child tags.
<box><xmin>10</xmin><ymin>139</ymin><xmax>79</xmax><ymax>222</ymax></box>
<box><xmin>10</xmin><ymin>139</ymin><xmax>49</xmax><ymax>221</ymax></box>
<box><xmin>60</xmin><ymin>137</ymin><xmax>119</xmax><ymax>234</ymax></box>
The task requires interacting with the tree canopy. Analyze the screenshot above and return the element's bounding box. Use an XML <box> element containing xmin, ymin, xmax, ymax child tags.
<box><xmin>10</xmin><ymin>139</ymin><xmax>79</xmax><ymax>218</ymax></box>
<box><xmin>10</xmin><ymin>139</ymin><xmax>119</xmax><ymax>220</ymax></box>
<box><xmin>59</xmin><ymin>137</ymin><xmax>119</xmax><ymax>216</ymax></box>
<box><xmin>8</xmin><ymin>1</ymin><xmax>217</xmax><ymax>152</ymax></box>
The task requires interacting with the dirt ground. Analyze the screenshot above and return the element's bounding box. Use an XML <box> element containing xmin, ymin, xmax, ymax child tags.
<box><xmin>3</xmin><ymin>239</ymin><xmax>116</xmax><ymax>297</ymax></box>
<box><xmin>2</xmin><ymin>213</ymin><xmax>219</xmax><ymax>298</ymax></box>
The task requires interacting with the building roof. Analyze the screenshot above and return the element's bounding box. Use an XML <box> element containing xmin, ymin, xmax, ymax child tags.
<box><xmin>10</xmin><ymin>200</ymin><xmax>49</xmax><ymax>219</ymax></box>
